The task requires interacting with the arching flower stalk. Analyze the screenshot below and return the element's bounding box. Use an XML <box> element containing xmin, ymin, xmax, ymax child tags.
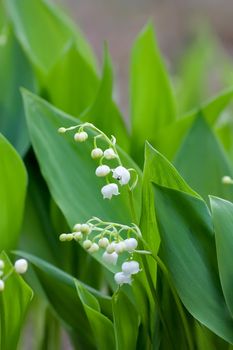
<box><xmin>59</xmin><ymin>216</ymin><xmax>149</xmax><ymax>285</ymax></box>
<box><xmin>0</xmin><ymin>258</ymin><xmax>28</xmax><ymax>292</ymax></box>
<box><xmin>58</xmin><ymin>122</ymin><xmax>138</xmax><ymax>199</ymax></box>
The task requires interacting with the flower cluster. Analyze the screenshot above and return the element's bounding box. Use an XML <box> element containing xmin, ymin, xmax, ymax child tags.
<box><xmin>58</xmin><ymin>123</ymin><xmax>138</xmax><ymax>199</ymax></box>
<box><xmin>59</xmin><ymin>217</ymin><xmax>143</xmax><ymax>285</ymax></box>
<box><xmin>0</xmin><ymin>258</ymin><xmax>28</xmax><ymax>292</ymax></box>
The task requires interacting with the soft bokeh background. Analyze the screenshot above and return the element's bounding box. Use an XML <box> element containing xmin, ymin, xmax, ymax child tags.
<box><xmin>60</xmin><ymin>0</ymin><xmax>233</xmax><ymax>115</ymax></box>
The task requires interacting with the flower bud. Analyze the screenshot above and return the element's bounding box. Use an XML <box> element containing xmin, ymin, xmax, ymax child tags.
<box><xmin>122</xmin><ymin>261</ymin><xmax>140</xmax><ymax>275</ymax></box>
<box><xmin>102</xmin><ymin>251</ymin><xmax>118</xmax><ymax>265</ymax></box>
<box><xmin>58</xmin><ymin>127</ymin><xmax>66</xmax><ymax>133</ymax></box>
<box><xmin>81</xmin><ymin>224</ymin><xmax>91</xmax><ymax>234</ymax></box>
<box><xmin>88</xmin><ymin>243</ymin><xmax>99</xmax><ymax>253</ymax></box>
<box><xmin>0</xmin><ymin>259</ymin><xmax>4</xmax><ymax>269</ymax></box>
<box><xmin>66</xmin><ymin>233</ymin><xmax>74</xmax><ymax>241</ymax></box>
<box><xmin>59</xmin><ymin>233</ymin><xmax>67</xmax><ymax>242</ymax></box>
<box><xmin>73</xmin><ymin>232</ymin><xmax>83</xmax><ymax>241</ymax></box>
<box><xmin>112</xmin><ymin>166</ymin><xmax>130</xmax><ymax>185</ymax></box>
<box><xmin>104</xmin><ymin>148</ymin><xmax>117</xmax><ymax>160</ymax></box>
<box><xmin>98</xmin><ymin>237</ymin><xmax>109</xmax><ymax>248</ymax></box>
<box><xmin>91</xmin><ymin>148</ymin><xmax>103</xmax><ymax>159</ymax></box>
<box><xmin>0</xmin><ymin>280</ymin><xmax>4</xmax><ymax>291</ymax></box>
<box><xmin>95</xmin><ymin>165</ymin><xmax>111</xmax><ymax>177</ymax></box>
<box><xmin>222</xmin><ymin>176</ymin><xmax>233</xmax><ymax>184</ymax></box>
<box><xmin>74</xmin><ymin>131</ymin><xmax>88</xmax><ymax>142</ymax></box>
<box><xmin>14</xmin><ymin>259</ymin><xmax>28</xmax><ymax>274</ymax></box>
<box><xmin>101</xmin><ymin>183</ymin><xmax>119</xmax><ymax>199</ymax></box>
<box><xmin>106</xmin><ymin>242</ymin><xmax>116</xmax><ymax>254</ymax></box>
<box><xmin>114</xmin><ymin>272</ymin><xmax>132</xmax><ymax>285</ymax></box>
<box><xmin>114</xmin><ymin>241</ymin><xmax>126</xmax><ymax>254</ymax></box>
<box><xmin>83</xmin><ymin>240</ymin><xmax>92</xmax><ymax>250</ymax></box>
<box><xmin>73</xmin><ymin>223</ymin><xmax>82</xmax><ymax>231</ymax></box>
<box><xmin>124</xmin><ymin>238</ymin><xmax>138</xmax><ymax>252</ymax></box>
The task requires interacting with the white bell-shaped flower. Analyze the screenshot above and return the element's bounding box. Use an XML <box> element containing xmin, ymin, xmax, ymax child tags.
<box><xmin>73</xmin><ymin>223</ymin><xmax>82</xmax><ymax>231</ymax></box>
<box><xmin>124</xmin><ymin>238</ymin><xmax>138</xmax><ymax>252</ymax></box>
<box><xmin>222</xmin><ymin>176</ymin><xmax>233</xmax><ymax>184</ymax></box>
<box><xmin>73</xmin><ymin>232</ymin><xmax>83</xmax><ymax>241</ymax></box>
<box><xmin>112</xmin><ymin>166</ymin><xmax>130</xmax><ymax>185</ymax></box>
<box><xmin>98</xmin><ymin>237</ymin><xmax>109</xmax><ymax>248</ymax></box>
<box><xmin>81</xmin><ymin>224</ymin><xmax>91</xmax><ymax>234</ymax></box>
<box><xmin>122</xmin><ymin>260</ymin><xmax>140</xmax><ymax>275</ymax></box>
<box><xmin>0</xmin><ymin>279</ymin><xmax>4</xmax><ymax>291</ymax></box>
<box><xmin>74</xmin><ymin>131</ymin><xmax>88</xmax><ymax>142</ymax></box>
<box><xmin>83</xmin><ymin>240</ymin><xmax>92</xmax><ymax>250</ymax></box>
<box><xmin>101</xmin><ymin>183</ymin><xmax>119</xmax><ymax>199</ymax></box>
<box><xmin>95</xmin><ymin>165</ymin><xmax>111</xmax><ymax>177</ymax></box>
<box><xmin>102</xmin><ymin>251</ymin><xmax>118</xmax><ymax>265</ymax></box>
<box><xmin>88</xmin><ymin>243</ymin><xmax>99</xmax><ymax>253</ymax></box>
<box><xmin>14</xmin><ymin>259</ymin><xmax>28</xmax><ymax>274</ymax></box>
<box><xmin>91</xmin><ymin>148</ymin><xmax>103</xmax><ymax>159</ymax></box>
<box><xmin>114</xmin><ymin>241</ymin><xmax>126</xmax><ymax>254</ymax></box>
<box><xmin>114</xmin><ymin>272</ymin><xmax>132</xmax><ymax>285</ymax></box>
<box><xmin>104</xmin><ymin>148</ymin><xmax>117</xmax><ymax>160</ymax></box>
<box><xmin>106</xmin><ymin>242</ymin><xmax>116</xmax><ymax>253</ymax></box>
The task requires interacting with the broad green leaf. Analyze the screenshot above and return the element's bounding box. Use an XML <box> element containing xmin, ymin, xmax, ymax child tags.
<box><xmin>5</xmin><ymin>0</ymin><xmax>96</xmax><ymax>73</ymax></box>
<box><xmin>75</xmin><ymin>280</ymin><xmax>115</xmax><ymax>350</ymax></box>
<box><xmin>81</xmin><ymin>47</ymin><xmax>129</xmax><ymax>151</ymax></box>
<box><xmin>155</xmin><ymin>87</ymin><xmax>233</xmax><ymax>160</ymax></box>
<box><xmin>0</xmin><ymin>251</ymin><xmax>33</xmax><ymax>350</ymax></box>
<box><xmin>0</xmin><ymin>26</ymin><xmax>36</xmax><ymax>155</ymax></box>
<box><xmin>0</xmin><ymin>134</ymin><xmax>27</xmax><ymax>250</ymax></box>
<box><xmin>210</xmin><ymin>196</ymin><xmax>233</xmax><ymax>318</ymax></box>
<box><xmin>23</xmin><ymin>90</ymin><xmax>141</xmax><ymax>273</ymax></box>
<box><xmin>176</xmin><ymin>29</ymin><xmax>215</xmax><ymax>114</ymax></box>
<box><xmin>45</xmin><ymin>42</ymin><xmax>99</xmax><ymax>117</ymax></box>
<box><xmin>130</xmin><ymin>23</ymin><xmax>176</xmax><ymax>165</ymax></box>
<box><xmin>154</xmin><ymin>185</ymin><xmax>233</xmax><ymax>343</ymax></box>
<box><xmin>174</xmin><ymin>115</ymin><xmax>233</xmax><ymax>201</ymax></box>
<box><xmin>16</xmin><ymin>251</ymin><xmax>112</xmax><ymax>349</ymax></box>
<box><xmin>112</xmin><ymin>290</ymin><xmax>139</xmax><ymax>350</ymax></box>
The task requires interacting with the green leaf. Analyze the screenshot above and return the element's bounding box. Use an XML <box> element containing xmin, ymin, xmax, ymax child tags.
<box><xmin>130</xmin><ymin>23</ymin><xmax>176</xmax><ymax>165</ymax></box>
<box><xmin>153</xmin><ymin>185</ymin><xmax>233</xmax><ymax>343</ymax></box>
<box><xmin>5</xmin><ymin>0</ymin><xmax>96</xmax><ymax>73</ymax></box>
<box><xmin>210</xmin><ymin>196</ymin><xmax>233</xmax><ymax>318</ymax></box>
<box><xmin>45</xmin><ymin>42</ymin><xmax>99</xmax><ymax>117</ymax></box>
<box><xmin>75</xmin><ymin>280</ymin><xmax>115</xmax><ymax>350</ymax></box>
<box><xmin>81</xmin><ymin>47</ymin><xmax>129</xmax><ymax>151</ymax></box>
<box><xmin>155</xmin><ymin>87</ymin><xmax>233</xmax><ymax>160</ymax></box>
<box><xmin>112</xmin><ymin>290</ymin><xmax>139</xmax><ymax>350</ymax></box>
<box><xmin>22</xmin><ymin>90</ymin><xmax>141</xmax><ymax>273</ymax></box>
<box><xmin>15</xmin><ymin>251</ymin><xmax>112</xmax><ymax>350</ymax></box>
<box><xmin>0</xmin><ymin>251</ymin><xmax>33</xmax><ymax>350</ymax></box>
<box><xmin>0</xmin><ymin>134</ymin><xmax>27</xmax><ymax>251</ymax></box>
<box><xmin>0</xmin><ymin>26</ymin><xmax>36</xmax><ymax>155</ymax></box>
<box><xmin>174</xmin><ymin>115</ymin><xmax>233</xmax><ymax>201</ymax></box>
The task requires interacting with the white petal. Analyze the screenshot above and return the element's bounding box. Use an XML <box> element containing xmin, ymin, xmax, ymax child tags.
<box><xmin>102</xmin><ymin>251</ymin><xmax>118</xmax><ymax>265</ymax></box>
<box><xmin>112</xmin><ymin>166</ymin><xmax>130</xmax><ymax>185</ymax></box>
<box><xmin>122</xmin><ymin>261</ymin><xmax>140</xmax><ymax>275</ymax></box>
<box><xmin>124</xmin><ymin>238</ymin><xmax>138</xmax><ymax>251</ymax></box>
<box><xmin>104</xmin><ymin>148</ymin><xmax>117</xmax><ymax>159</ymax></box>
<box><xmin>95</xmin><ymin>165</ymin><xmax>111</xmax><ymax>177</ymax></box>
<box><xmin>114</xmin><ymin>272</ymin><xmax>132</xmax><ymax>285</ymax></box>
<box><xmin>14</xmin><ymin>259</ymin><xmax>28</xmax><ymax>274</ymax></box>
<box><xmin>101</xmin><ymin>183</ymin><xmax>119</xmax><ymax>199</ymax></box>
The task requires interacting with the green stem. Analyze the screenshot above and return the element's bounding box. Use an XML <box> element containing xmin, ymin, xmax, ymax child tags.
<box><xmin>128</xmin><ymin>187</ymin><xmax>137</xmax><ymax>224</ymax></box>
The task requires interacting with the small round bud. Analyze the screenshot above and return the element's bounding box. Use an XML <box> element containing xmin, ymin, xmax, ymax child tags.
<box><xmin>114</xmin><ymin>241</ymin><xmax>126</xmax><ymax>254</ymax></box>
<box><xmin>81</xmin><ymin>224</ymin><xmax>91</xmax><ymax>234</ymax></box>
<box><xmin>104</xmin><ymin>148</ymin><xmax>117</xmax><ymax>160</ymax></box>
<box><xmin>0</xmin><ymin>259</ymin><xmax>5</xmax><ymax>269</ymax></box>
<box><xmin>114</xmin><ymin>272</ymin><xmax>132</xmax><ymax>285</ymax></box>
<box><xmin>59</xmin><ymin>233</ymin><xmax>67</xmax><ymax>242</ymax></box>
<box><xmin>122</xmin><ymin>261</ymin><xmax>140</xmax><ymax>275</ymax></box>
<box><xmin>98</xmin><ymin>237</ymin><xmax>109</xmax><ymax>248</ymax></box>
<box><xmin>14</xmin><ymin>259</ymin><xmax>28</xmax><ymax>274</ymax></box>
<box><xmin>102</xmin><ymin>251</ymin><xmax>118</xmax><ymax>265</ymax></box>
<box><xmin>83</xmin><ymin>240</ymin><xmax>92</xmax><ymax>250</ymax></box>
<box><xmin>58</xmin><ymin>127</ymin><xmax>66</xmax><ymax>133</ymax></box>
<box><xmin>0</xmin><ymin>280</ymin><xmax>4</xmax><ymax>291</ymax></box>
<box><xmin>73</xmin><ymin>223</ymin><xmax>82</xmax><ymax>231</ymax></box>
<box><xmin>73</xmin><ymin>232</ymin><xmax>83</xmax><ymax>241</ymax></box>
<box><xmin>95</xmin><ymin>165</ymin><xmax>111</xmax><ymax>177</ymax></box>
<box><xmin>88</xmin><ymin>243</ymin><xmax>99</xmax><ymax>253</ymax></box>
<box><xmin>66</xmin><ymin>233</ymin><xmax>74</xmax><ymax>241</ymax></box>
<box><xmin>74</xmin><ymin>131</ymin><xmax>88</xmax><ymax>142</ymax></box>
<box><xmin>91</xmin><ymin>148</ymin><xmax>103</xmax><ymax>159</ymax></box>
<box><xmin>124</xmin><ymin>238</ymin><xmax>138</xmax><ymax>252</ymax></box>
<box><xmin>106</xmin><ymin>242</ymin><xmax>116</xmax><ymax>254</ymax></box>
<box><xmin>222</xmin><ymin>176</ymin><xmax>233</xmax><ymax>184</ymax></box>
